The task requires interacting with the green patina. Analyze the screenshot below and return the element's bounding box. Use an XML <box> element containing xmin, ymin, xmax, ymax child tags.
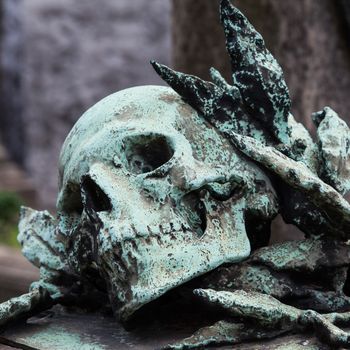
<box><xmin>2</xmin><ymin>0</ymin><xmax>350</xmax><ymax>349</ymax></box>
<box><xmin>22</xmin><ymin>326</ymin><xmax>106</xmax><ymax>350</ymax></box>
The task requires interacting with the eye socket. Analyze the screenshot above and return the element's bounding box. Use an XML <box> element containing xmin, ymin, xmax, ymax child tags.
<box><xmin>123</xmin><ymin>134</ymin><xmax>174</xmax><ymax>175</ymax></box>
<box><xmin>81</xmin><ymin>176</ymin><xmax>112</xmax><ymax>212</ymax></box>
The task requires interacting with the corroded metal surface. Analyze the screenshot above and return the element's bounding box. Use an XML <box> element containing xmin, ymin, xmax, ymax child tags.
<box><xmin>20</xmin><ymin>85</ymin><xmax>278</xmax><ymax>322</ymax></box>
<box><xmin>0</xmin><ymin>307</ymin><xmax>332</xmax><ymax>350</ymax></box>
<box><xmin>1</xmin><ymin>0</ymin><xmax>350</xmax><ymax>349</ymax></box>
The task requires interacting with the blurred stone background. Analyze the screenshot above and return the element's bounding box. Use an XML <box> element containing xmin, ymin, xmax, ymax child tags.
<box><xmin>1</xmin><ymin>0</ymin><xmax>171</xmax><ymax>210</ymax></box>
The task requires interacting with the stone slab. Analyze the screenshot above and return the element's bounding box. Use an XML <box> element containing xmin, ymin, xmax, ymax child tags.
<box><xmin>0</xmin><ymin>306</ymin><xmax>334</xmax><ymax>350</ymax></box>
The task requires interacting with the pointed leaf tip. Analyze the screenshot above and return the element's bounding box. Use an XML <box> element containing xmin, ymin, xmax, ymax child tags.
<box><xmin>150</xmin><ymin>60</ymin><xmax>158</xmax><ymax>70</ymax></box>
<box><xmin>151</xmin><ymin>60</ymin><xmax>166</xmax><ymax>76</ymax></box>
<box><xmin>151</xmin><ymin>61</ymin><xmax>178</xmax><ymax>85</ymax></box>
<box><xmin>219</xmin><ymin>0</ymin><xmax>291</xmax><ymax>144</ymax></box>
<box><xmin>151</xmin><ymin>62</ymin><xmax>227</xmax><ymax>118</ymax></box>
<box><xmin>220</xmin><ymin>0</ymin><xmax>233</xmax><ymax>14</ymax></box>
<box><xmin>193</xmin><ymin>288</ymin><xmax>206</xmax><ymax>297</ymax></box>
<box><xmin>220</xmin><ymin>0</ymin><xmax>246</xmax><ymax>32</ymax></box>
<box><xmin>193</xmin><ymin>288</ymin><xmax>214</xmax><ymax>301</ymax></box>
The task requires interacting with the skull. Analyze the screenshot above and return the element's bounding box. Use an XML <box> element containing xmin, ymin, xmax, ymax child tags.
<box><xmin>57</xmin><ymin>85</ymin><xmax>277</xmax><ymax>322</ymax></box>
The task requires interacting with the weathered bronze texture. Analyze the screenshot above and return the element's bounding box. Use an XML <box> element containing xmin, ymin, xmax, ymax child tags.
<box><xmin>2</xmin><ymin>0</ymin><xmax>350</xmax><ymax>348</ymax></box>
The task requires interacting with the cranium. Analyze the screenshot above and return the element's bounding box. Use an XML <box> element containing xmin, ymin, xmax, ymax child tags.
<box><xmin>56</xmin><ymin>85</ymin><xmax>277</xmax><ymax>321</ymax></box>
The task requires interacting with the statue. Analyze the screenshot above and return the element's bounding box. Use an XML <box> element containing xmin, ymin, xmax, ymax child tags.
<box><xmin>2</xmin><ymin>0</ymin><xmax>350</xmax><ymax>348</ymax></box>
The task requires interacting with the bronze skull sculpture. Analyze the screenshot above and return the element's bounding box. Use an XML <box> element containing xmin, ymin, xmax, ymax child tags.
<box><xmin>2</xmin><ymin>1</ymin><xmax>350</xmax><ymax>348</ymax></box>
<box><xmin>54</xmin><ymin>84</ymin><xmax>278</xmax><ymax>321</ymax></box>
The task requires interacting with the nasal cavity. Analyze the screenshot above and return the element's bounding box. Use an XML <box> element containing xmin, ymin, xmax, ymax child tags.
<box><xmin>183</xmin><ymin>191</ymin><xmax>207</xmax><ymax>238</ymax></box>
<box><xmin>81</xmin><ymin>176</ymin><xmax>112</xmax><ymax>212</ymax></box>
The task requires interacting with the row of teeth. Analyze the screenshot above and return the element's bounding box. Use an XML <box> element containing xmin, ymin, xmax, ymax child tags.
<box><xmin>98</xmin><ymin>226</ymin><xmax>197</xmax><ymax>292</ymax></box>
<box><xmin>79</xmin><ymin>219</ymin><xmax>203</xmax><ymax>306</ymax></box>
<box><xmin>102</xmin><ymin>222</ymin><xmax>198</xmax><ymax>265</ymax></box>
<box><xmin>104</xmin><ymin>221</ymin><xmax>194</xmax><ymax>241</ymax></box>
<box><xmin>96</xmin><ymin>221</ymin><xmax>200</xmax><ymax>287</ymax></box>
<box><xmin>62</xmin><ymin>217</ymin><xmax>201</xmax><ymax>310</ymax></box>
